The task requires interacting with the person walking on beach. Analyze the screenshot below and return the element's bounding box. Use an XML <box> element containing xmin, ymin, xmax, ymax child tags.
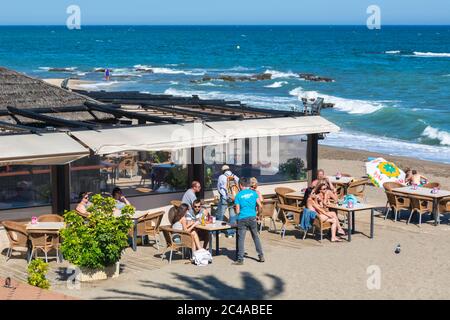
<box><xmin>232</xmin><ymin>177</ymin><xmax>264</xmax><ymax>265</ymax></box>
<box><xmin>216</xmin><ymin>165</ymin><xmax>239</xmax><ymax>238</ymax></box>
<box><xmin>105</xmin><ymin>68</ymin><xmax>111</xmax><ymax>81</ymax></box>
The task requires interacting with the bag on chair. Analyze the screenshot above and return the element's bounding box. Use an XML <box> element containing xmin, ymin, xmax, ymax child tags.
<box><xmin>193</xmin><ymin>248</ymin><xmax>212</xmax><ymax>266</ymax></box>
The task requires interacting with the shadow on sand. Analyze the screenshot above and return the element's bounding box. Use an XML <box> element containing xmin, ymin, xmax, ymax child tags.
<box><xmin>96</xmin><ymin>271</ymin><xmax>285</xmax><ymax>300</ymax></box>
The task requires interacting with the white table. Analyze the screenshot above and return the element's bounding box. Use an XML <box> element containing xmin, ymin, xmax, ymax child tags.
<box><xmin>26</xmin><ymin>222</ymin><xmax>65</xmax><ymax>231</ymax></box>
<box><xmin>393</xmin><ymin>186</ymin><xmax>450</xmax><ymax>225</ymax></box>
<box><xmin>196</xmin><ymin>221</ymin><xmax>238</xmax><ymax>258</ymax></box>
<box><xmin>327</xmin><ymin>203</ymin><xmax>378</xmax><ymax>242</ymax></box>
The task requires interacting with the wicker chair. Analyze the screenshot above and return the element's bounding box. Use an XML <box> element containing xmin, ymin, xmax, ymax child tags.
<box><xmin>438</xmin><ymin>197</ymin><xmax>450</xmax><ymax>223</ymax></box>
<box><xmin>422</xmin><ymin>182</ymin><xmax>441</xmax><ymax>189</ymax></box>
<box><xmin>37</xmin><ymin>214</ymin><xmax>64</xmax><ymax>223</ymax></box>
<box><xmin>347</xmin><ymin>178</ymin><xmax>370</xmax><ymax>200</ymax></box>
<box><xmin>137</xmin><ymin>162</ymin><xmax>153</xmax><ymax>186</ymax></box>
<box><xmin>28</xmin><ymin>230</ymin><xmax>61</xmax><ymax>263</ymax></box>
<box><xmin>160</xmin><ymin>226</ymin><xmax>194</xmax><ymax>264</ymax></box>
<box><xmin>258</xmin><ymin>199</ymin><xmax>277</xmax><ymax>233</ymax></box>
<box><xmin>136</xmin><ymin>211</ymin><xmax>165</xmax><ymax>251</ymax></box>
<box><xmin>383</xmin><ymin>182</ymin><xmax>405</xmax><ymax>213</ymax></box>
<box><xmin>407</xmin><ymin>196</ymin><xmax>433</xmax><ymax>227</ymax></box>
<box><xmin>2</xmin><ymin>221</ymin><xmax>29</xmax><ymax>261</ymax></box>
<box><xmin>311</xmin><ymin>217</ymin><xmax>333</xmax><ymax>242</ymax></box>
<box><xmin>275</xmin><ymin>187</ymin><xmax>302</xmax><ymax>238</ymax></box>
<box><xmin>385</xmin><ymin>191</ymin><xmax>411</xmax><ymax>222</ymax></box>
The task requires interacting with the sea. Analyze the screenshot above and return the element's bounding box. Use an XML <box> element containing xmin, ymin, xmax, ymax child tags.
<box><xmin>0</xmin><ymin>25</ymin><xmax>449</xmax><ymax>163</ymax></box>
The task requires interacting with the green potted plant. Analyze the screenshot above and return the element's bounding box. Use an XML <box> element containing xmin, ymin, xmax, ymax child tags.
<box><xmin>27</xmin><ymin>259</ymin><xmax>50</xmax><ymax>289</ymax></box>
<box><xmin>60</xmin><ymin>194</ymin><xmax>133</xmax><ymax>282</ymax></box>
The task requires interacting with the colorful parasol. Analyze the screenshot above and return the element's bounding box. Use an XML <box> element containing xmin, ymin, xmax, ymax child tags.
<box><xmin>365</xmin><ymin>157</ymin><xmax>406</xmax><ymax>188</ymax></box>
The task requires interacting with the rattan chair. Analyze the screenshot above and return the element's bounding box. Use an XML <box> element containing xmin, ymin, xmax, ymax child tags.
<box><xmin>438</xmin><ymin>196</ymin><xmax>450</xmax><ymax>223</ymax></box>
<box><xmin>258</xmin><ymin>199</ymin><xmax>277</xmax><ymax>233</ymax></box>
<box><xmin>28</xmin><ymin>230</ymin><xmax>61</xmax><ymax>263</ymax></box>
<box><xmin>347</xmin><ymin>178</ymin><xmax>370</xmax><ymax>200</ymax></box>
<box><xmin>407</xmin><ymin>196</ymin><xmax>433</xmax><ymax>227</ymax></box>
<box><xmin>136</xmin><ymin>211</ymin><xmax>165</xmax><ymax>251</ymax></box>
<box><xmin>383</xmin><ymin>182</ymin><xmax>405</xmax><ymax>214</ymax></box>
<box><xmin>275</xmin><ymin>187</ymin><xmax>301</xmax><ymax>238</ymax></box>
<box><xmin>2</xmin><ymin>221</ymin><xmax>29</xmax><ymax>261</ymax></box>
<box><xmin>160</xmin><ymin>226</ymin><xmax>194</xmax><ymax>264</ymax></box>
<box><xmin>385</xmin><ymin>191</ymin><xmax>411</xmax><ymax>222</ymax></box>
<box><xmin>311</xmin><ymin>217</ymin><xmax>333</xmax><ymax>242</ymax></box>
<box><xmin>37</xmin><ymin>214</ymin><xmax>64</xmax><ymax>223</ymax></box>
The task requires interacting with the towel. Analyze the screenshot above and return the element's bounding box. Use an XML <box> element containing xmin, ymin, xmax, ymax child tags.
<box><xmin>300</xmin><ymin>208</ymin><xmax>317</xmax><ymax>231</ymax></box>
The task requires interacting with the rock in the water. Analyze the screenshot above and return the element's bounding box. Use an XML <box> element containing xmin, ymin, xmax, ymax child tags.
<box><xmin>134</xmin><ymin>67</ymin><xmax>154</xmax><ymax>73</ymax></box>
<box><xmin>192</xmin><ymin>73</ymin><xmax>272</xmax><ymax>83</ymax></box>
<box><xmin>299</xmin><ymin>73</ymin><xmax>335</xmax><ymax>82</ymax></box>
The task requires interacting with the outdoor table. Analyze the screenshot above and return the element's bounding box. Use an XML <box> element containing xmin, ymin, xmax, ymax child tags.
<box><xmin>285</xmin><ymin>191</ymin><xmax>305</xmax><ymax>206</ymax></box>
<box><xmin>195</xmin><ymin>221</ymin><xmax>238</xmax><ymax>258</ymax></box>
<box><xmin>26</xmin><ymin>222</ymin><xmax>66</xmax><ymax>262</ymax></box>
<box><xmin>327</xmin><ymin>203</ymin><xmax>378</xmax><ymax>242</ymax></box>
<box><xmin>392</xmin><ymin>186</ymin><xmax>450</xmax><ymax>225</ymax></box>
<box><xmin>328</xmin><ymin>176</ymin><xmax>354</xmax><ymax>195</ymax></box>
<box><xmin>26</xmin><ymin>222</ymin><xmax>65</xmax><ymax>232</ymax></box>
<box><xmin>114</xmin><ymin>209</ymin><xmax>151</xmax><ymax>251</ymax></box>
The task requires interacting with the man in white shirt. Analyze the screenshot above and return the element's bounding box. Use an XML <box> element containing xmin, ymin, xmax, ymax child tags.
<box><xmin>216</xmin><ymin>165</ymin><xmax>239</xmax><ymax>237</ymax></box>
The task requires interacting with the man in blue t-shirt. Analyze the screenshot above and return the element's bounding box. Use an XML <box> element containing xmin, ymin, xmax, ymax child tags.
<box><xmin>232</xmin><ymin>177</ymin><xmax>264</xmax><ymax>265</ymax></box>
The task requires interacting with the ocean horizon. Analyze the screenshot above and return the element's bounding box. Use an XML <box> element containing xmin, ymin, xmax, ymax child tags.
<box><xmin>1</xmin><ymin>25</ymin><xmax>449</xmax><ymax>164</ymax></box>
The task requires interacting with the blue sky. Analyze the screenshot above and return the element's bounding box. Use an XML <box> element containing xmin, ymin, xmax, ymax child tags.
<box><xmin>0</xmin><ymin>0</ymin><xmax>449</xmax><ymax>25</ymax></box>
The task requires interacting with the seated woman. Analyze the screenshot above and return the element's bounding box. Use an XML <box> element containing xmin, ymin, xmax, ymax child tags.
<box><xmin>76</xmin><ymin>192</ymin><xmax>92</xmax><ymax>217</ymax></box>
<box><xmin>314</xmin><ymin>182</ymin><xmax>338</xmax><ymax>207</ymax></box>
<box><xmin>171</xmin><ymin>203</ymin><xmax>205</xmax><ymax>253</ymax></box>
<box><xmin>112</xmin><ymin>187</ymin><xmax>131</xmax><ymax>210</ymax></box>
<box><xmin>301</xmin><ymin>187</ymin><xmax>346</xmax><ymax>242</ymax></box>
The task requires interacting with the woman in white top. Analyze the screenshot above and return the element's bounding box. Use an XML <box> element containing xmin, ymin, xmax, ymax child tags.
<box><xmin>172</xmin><ymin>203</ymin><xmax>202</xmax><ymax>252</ymax></box>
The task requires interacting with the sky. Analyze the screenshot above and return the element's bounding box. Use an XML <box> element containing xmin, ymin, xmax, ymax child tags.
<box><xmin>0</xmin><ymin>0</ymin><xmax>449</xmax><ymax>25</ymax></box>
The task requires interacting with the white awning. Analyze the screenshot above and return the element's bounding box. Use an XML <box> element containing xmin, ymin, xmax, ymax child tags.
<box><xmin>70</xmin><ymin>122</ymin><xmax>229</xmax><ymax>155</ymax></box>
<box><xmin>0</xmin><ymin>133</ymin><xmax>90</xmax><ymax>166</ymax></box>
<box><xmin>206</xmin><ymin>116</ymin><xmax>340</xmax><ymax>140</ymax></box>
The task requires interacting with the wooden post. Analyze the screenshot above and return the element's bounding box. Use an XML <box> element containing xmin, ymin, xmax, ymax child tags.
<box><xmin>189</xmin><ymin>147</ymin><xmax>205</xmax><ymax>199</ymax></box>
<box><xmin>307</xmin><ymin>134</ymin><xmax>319</xmax><ymax>186</ymax></box>
<box><xmin>51</xmin><ymin>164</ymin><xmax>70</xmax><ymax>215</ymax></box>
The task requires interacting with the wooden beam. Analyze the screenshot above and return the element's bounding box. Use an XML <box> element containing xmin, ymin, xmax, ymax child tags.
<box><xmin>0</xmin><ymin>120</ymin><xmax>45</xmax><ymax>134</ymax></box>
<box><xmin>85</xmin><ymin>102</ymin><xmax>180</xmax><ymax>124</ymax></box>
<box><xmin>7</xmin><ymin>106</ymin><xmax>98</xmax><ymax>130</ymax></box>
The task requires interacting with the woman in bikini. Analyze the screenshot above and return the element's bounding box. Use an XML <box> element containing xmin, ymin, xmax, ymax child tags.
<box><xmin>310</xmin><ymin>184</ymin><xmax>346</xmax><ymax>241</ymax></box>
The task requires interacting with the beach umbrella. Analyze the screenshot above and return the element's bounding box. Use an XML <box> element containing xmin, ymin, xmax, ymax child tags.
<box><xmin>365</xmin><ymin>157</ymin><xmax>406</xmax><ymax>188</ymax></box>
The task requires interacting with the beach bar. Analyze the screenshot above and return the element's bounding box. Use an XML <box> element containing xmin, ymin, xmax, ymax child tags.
<box><xmin>0</xmin><ymin>67</ymin><xmax>339</xmax><ymax>220</ymax></box>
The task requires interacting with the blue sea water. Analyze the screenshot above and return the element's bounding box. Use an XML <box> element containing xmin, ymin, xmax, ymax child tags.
<box><xmin>0</xmin><ymin>26</ymin><xmax>449</xmax><ymax>163</ymax></box>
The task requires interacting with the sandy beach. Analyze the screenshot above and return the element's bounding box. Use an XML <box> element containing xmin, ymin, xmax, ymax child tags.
<box><xmin>43</xmin><ymin>78</ymin><xmax>94</xmax><ymax>90</ymax></box>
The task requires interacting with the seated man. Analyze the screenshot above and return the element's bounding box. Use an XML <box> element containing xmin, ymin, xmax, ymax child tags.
<box><xmin>311</xmin><ymin>169</ymin><xmax>338</xmax><ymax>201</ymax></box>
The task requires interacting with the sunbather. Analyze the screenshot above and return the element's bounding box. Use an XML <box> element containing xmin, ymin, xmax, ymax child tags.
<box><xmin>312</xmin><ymin>170</ymin><xmax>339</xmax><ymax>202</ymax></box>
<box><xmin>409</xmin><ymin>170</ymin><xmax>428</xmax><ymax>186</ymax></box>
<box><xmin>172</xmin><ymin>203</ymin><xmax>203</xmax><ymax>252</ymax></box>
<box><xmin>76</xmin><ymin>191</ymin><xmax>92</xmax><ymax>216</ymax></box>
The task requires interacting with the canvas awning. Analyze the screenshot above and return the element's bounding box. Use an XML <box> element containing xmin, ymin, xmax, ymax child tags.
<box><xmin>0</xmin><ymin>133</ymin><xmax>90</xmax><ymax>166</ymax></box>
<box><xmin>69</xmin><ymin>116</ymin><xmax>340</xmax><ymax>155</ymax></box>
<box><xmin>70</xmin><ymin>122</ymin><xmax>229</xmax><ymax>155</ymax></box>
<box><xmin>206</xmin><ymin>116</ymin><xmax>340</xmax><ymax>140</ymax></box>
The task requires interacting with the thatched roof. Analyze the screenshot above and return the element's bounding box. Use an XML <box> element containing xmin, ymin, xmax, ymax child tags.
<box><xmin>0</xmin><ymin>67</ymin><xmax>112</xmax><ymax>124</ymax></box>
